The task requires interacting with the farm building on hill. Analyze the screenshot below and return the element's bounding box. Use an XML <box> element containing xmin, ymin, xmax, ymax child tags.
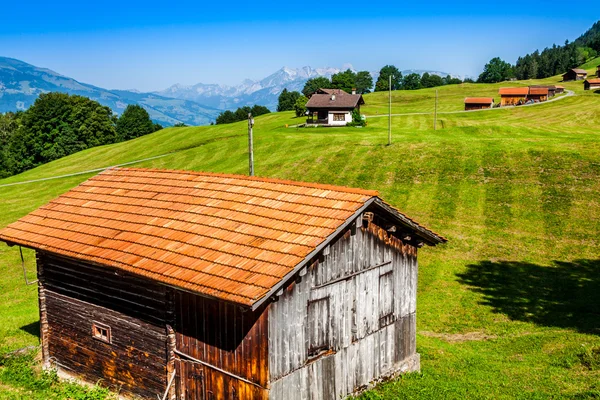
<box><xmin>305</xmin><ymin>88</ymin><xmax>364</xmax><ymax>126</ymax></box>
<box><xmin>562</xmin><ymin>68</ymin><xmax>588</xmax><ymax>81</ymax></box>
<box><xmin>0</xmin><ymin>168</ymin><xmax>446</xmax><ymax>400</ymax></box>
<box><xmin>527</xmin><ymin>87</ymin><xmax>549</xmax><ymax>102</ymax></box>
<box><xmin>584</xmin><ymin>79</ymin><xmax>600</xmax><ymax>90</ymax></box>
<box><xmin>555</xmin><ymin>85</ymin><xmax>565</xmax><ymax>94</ymax></box>
<box><xmin>464</xmin><ymin>97</ymin><xmax>494</xmax><ymax>111</ymax></box>
<box><xmin>499</xmin><ymin>87</ymin><xmax>530</xmax><ymax>106</ymax></box>
<box><xmin>596</xmin><ymin>65</ymin><xmax>600</xmax><ymax>77</ymax></box>
<box><xmin>530</xmin><ymin>85</ymin><xmax>557</xmax><ymax>97</ymax></box>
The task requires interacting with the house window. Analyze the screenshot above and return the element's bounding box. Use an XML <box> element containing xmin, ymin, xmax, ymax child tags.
<box><xmin>307</xmin><ymin>297</ymin><xmax>330</xmax><ymax>357</ymax></box>
<box><xmin>92</xmin><ymin>322</ymin><xmax>111</xmax><ymax>343</ymax></box>
<box><xmin>379</xmin><ymin>271</ymin><xmax>395</xmax><ymax>328</ymax></box>
<box><xmin>332</xmin><ymin>113</ymin><xmax>345</xmax><ymax>122</ymax></box>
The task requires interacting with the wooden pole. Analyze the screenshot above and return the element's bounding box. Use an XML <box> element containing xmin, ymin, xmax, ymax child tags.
<box><xmin>388</xmin><ymin>74</ymin><xmax>392</xmax><ymax>146</ymax></box>
<box><xmin>434</xmin><ymin>90</ymin><xmax>438</xmax><ymax>130</ymax></box>
<box><xmin>248</xmin><ymin>113</ymin><xmax>254</xmax><ymax>176</ymax></box>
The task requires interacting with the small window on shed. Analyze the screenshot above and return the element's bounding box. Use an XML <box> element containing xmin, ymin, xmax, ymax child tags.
<box><xmin>307</xmin><ymin>297</ymin><xmax>330</xmax><ymax>358</ymax></box>
<box><xmin>332</xmin><ymin>113</ymin><xmax>345</xmax><ymax>121</ymax></box>
<box><xmin>92</xmin><ymin>322</ymin><xmax>111</xmax><ymax>343</ymax></box>
<box><xmin>379</xmin><ymin>271</ymin><xmax>395</xmax><ymax>328</ymax></box>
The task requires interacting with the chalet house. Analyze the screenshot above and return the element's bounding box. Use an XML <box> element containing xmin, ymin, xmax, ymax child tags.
<box><xmin>499</xmin><ymin>87</ymin><xmax>530</xmax><ymax>106</ymax></box>
<box><xmin>464</xmin><ymin>97</ymin><xmax>494</xmax><ymax>111</ymax></box>
<box><xmin>0</xmin><ymin>168</ymin><xmax>446</xmax><ymax>400</ymax></box>
<box><xmin>306</xmin><ymin>88</ymin><xmax>365</xmax><ymax>126</ymax></box>
<box><xmin>527</xmin><ymin>87</ymin><xmax>549</xmax><ymax>102</ymax></box>
<box><xmin>584</xmin><ymin>79</ymin><xmax>600</xmax><ymax>91</ymax></box>
<box><xmin>562</xmin><ymin>68</ymin><xmax>587</xmax><ymax>81</ymax></box>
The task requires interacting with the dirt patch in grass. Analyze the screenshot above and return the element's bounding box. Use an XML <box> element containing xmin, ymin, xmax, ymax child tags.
<box><xmin>420</xmin><ymin>331</ymin><xmax>498</xmax><ymax>343</ymax></box>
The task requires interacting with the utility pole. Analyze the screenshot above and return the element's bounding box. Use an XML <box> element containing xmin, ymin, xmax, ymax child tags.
<box><xmin>248</xmin><ymin>113</ymin><xmax>254</xmax><ymax>176</ymax></box>
<box><xmin>388</xmin><ymin>74</ymin><xmax>392</xmax><ymax>146</ymax></box>
<box><xmin>434</xmin><ymin>90</ymin><xmax>438</xmax><ymax>130</ymax></box>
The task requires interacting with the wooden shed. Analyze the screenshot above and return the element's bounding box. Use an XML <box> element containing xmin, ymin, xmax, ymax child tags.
<box><xmin>527</xmin><ymin>87</ymin><xmax>549</xmax><ymax>102</ymax></box>
<box><xmin>464</xmin><ymin>97</ymin><xmax>494</xmax><ymax>111</ymax></box>
<box><xmin>529</xmin><ymin>85</ymin><xmax>557</xmax><ymax>97</ymax></box>
<box><xmin>555</xmin><ymin>85</ymin><xmax>565</xmax><ymax>94</ymax></box>
<box><xmin>596</xmin><ymin>65</ymin><xmax>600</xmax><ymax>77</ymax></box>
<box><xmin>0</xmin><ymin>168</ymin><xmax>446</xmax><ymax>400</ymax></box>
<box><xmin>499</xmin><ymin>87</ymin><xmax>529</xmax><ymax>106</ymax></box>
<box><xmin>562</xmin><ymin>68</ymin><xmax>587</xmax><ymax>81</ymax></box>
<box><xmin>584</xmin><ymin>79</ymin><xmax>600</xmax><ymax>91</ymax></box>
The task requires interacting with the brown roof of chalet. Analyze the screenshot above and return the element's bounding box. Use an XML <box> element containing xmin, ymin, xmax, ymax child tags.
<box><xmin>0</xmin><ymin>168</ymin><xmax>445</xmax><ymax>309</ymax></box>
<box><xmin>306</xmin><ymin>89</ymin><xmax>365</xmax><ymax>109</ymax></box>
<box><xmin>585</xmin><ymin>79</ymin><xmax>600</xmax><ymax>84</ymax></box>
<box><xmin>499</xmin><ymin>87</ymin><xmax>529</xmax><ymax>96</ymax></box>
<box><xmin>565</xmin><ymin>68</ymin><xmax>587</xmax><ymax>74</ymax></box>
<box><xmin>529</xmin><ymin>87</ymin><xmax>549</xmax><ymax>95</ymax></box>
<box><xmin>464</xmin><ymin>97</ymin><xmax>494</xmax><ymax>104</ymax></box>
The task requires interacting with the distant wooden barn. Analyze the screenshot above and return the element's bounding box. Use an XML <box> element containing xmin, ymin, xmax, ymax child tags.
<box><xmin>464</xmin><ymin>97</ymin><xmax>494</xmax><ymax>111</ymax></box>
<box><xmin>527</xmin><ymin>87</ymin><xmax>549</xmax><ymax>102</ymax></box>
<box><xmin>596</xmin><ymin>65</ymin><xmax>600</xmax><ymax>77</ymax></box>
<box><xmin>555</xmin><ymin>85</ymin><xmax>565</xmax><ymax>94</ymax></box>
<box><xmin>529</xmin><ymin>85</ymin><xmax>557</xmax><ymax>97</ymax></box>
<box><xmin>584</xmin><ymin>79</ymin><xmax>600</xmax><ymax>91</ymax></box>
<box><xmin>562</xmin><ymin>68</ymin><xmax>587</xmax><ymax>81</ymax></box>
<box><xmin>0</xmin><ymin>168</ymin><xmax>446</xmax><ymax>400</ymax></box>
<box><xmin>499</xmin><ymin>87</ymin><xmax>529</xmax><ymax>106</ymax></box>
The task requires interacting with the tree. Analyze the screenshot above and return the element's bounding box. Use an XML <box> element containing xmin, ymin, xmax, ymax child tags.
<box><xmin>277</xmin><ymin>89</ymin><xmax>301</xmax><ymax>112</ymax></box>
<box><xmin>420</xmin><ymin>73</ymin><xmax>444</xmax><ymax>88</ymax></box>
<box><xmin>477</xmin><ymin>57</ymin><xmax>514</xmax><ymax>83</ymax></box>
<box><xmin>401</xmin><ymin>73</ymin><xmax>422</xmax><ymax>90</ymax></box>
<box><xmin>116</xmin><ymin>104</ymin><xmax>156</xmax><ymax>141</ymax></box>
<box><xmin>331</xmin><ymin>69</ymin><xmax>357</xmax><ymax>93</ymax></box>
<box><xmin>250</xmin><ymin>105</ymin><xmax>271</xmax><ymax>116</ymax></box>
<box><xmin>215</xmin><ymin>105</ymin><xmax>270</xmax><ymax>125</ymax></box>
<box><xmin>375</xmin><ymin>65</ymin><xmax>402</xmax><ymax>91</ymax></box>
<box><xmin>302</xmin><ymin>76</ymin><xmax>332</xmax><ymax>97</ymax></box>
<box><xmin>354</xmin><ymin>71</ymin><xmax>374</xmax><ymax>94</ymax></box>
<box><xmin>294</xmin><ymin>95</ymin><xmax>308</xmax><ymax>117</ymax></box>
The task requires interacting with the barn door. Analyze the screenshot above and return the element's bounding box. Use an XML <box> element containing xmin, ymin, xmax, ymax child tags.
<box><xmin>177</xmin><ymin>359</ymin><xmax>206</xmax><ymax>400</ymax></box>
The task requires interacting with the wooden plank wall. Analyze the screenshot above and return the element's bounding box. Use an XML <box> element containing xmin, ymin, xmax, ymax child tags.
<box><xmin>174</xmin><ymin>292</ymin><xmax>269</xmax><ymax>399</ymax></box>
<box><xmin>39</xmin><ymin>252</ymin><xmax>169</xmax><ymax>399</ymax></box>
<box><xmin>268</xmin><ymin>220</ymin><xmax>419</xmax><ymax>399</ymax></box>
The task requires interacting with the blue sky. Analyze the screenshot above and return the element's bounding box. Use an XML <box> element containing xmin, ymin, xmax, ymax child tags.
<box><xmin>1</xmin><ymin>1</ymin><xmax>596</xmax><ymax>91</ymax></box>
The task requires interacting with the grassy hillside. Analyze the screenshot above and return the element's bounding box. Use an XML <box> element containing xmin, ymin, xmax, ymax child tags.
<box><xmin>1</xmin><ymin>71</ymin><xmax>599</xmax><ymax>398</ymax></box>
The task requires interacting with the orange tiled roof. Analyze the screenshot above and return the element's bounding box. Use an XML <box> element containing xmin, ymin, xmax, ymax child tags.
<box><xmin>586</xmin><ymin>79</ymin><xmax>600</xmax><ymax>84</ymax></box>
<box><xmin>499</xmin><ymin>87</ymin><xmax>529</xmax><ymax>96</ymax></box>
<box><xmin>464</xmin><ymin>97</ymin><xmax>494</xmax><ymax>104</ymax></box>
<box><xmin>528</xmin><ymin>87</ymin><xmax>549</xmax><ymax>95</ymax></box>
<box><xmin>0</xmin><ymin>168</ymin><xmax>444</xmax><ymax>307</ymax></box>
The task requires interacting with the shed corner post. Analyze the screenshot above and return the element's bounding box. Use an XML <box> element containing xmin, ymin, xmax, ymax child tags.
<box><xmin>36</xmin><ymin>252</ymin><xmax>50</xmax><ymax>369</ymax></box>
<box><xmin>165</xmin><ymin>288</ymin><xmax>177</xmax><ymax>400</ymax></box>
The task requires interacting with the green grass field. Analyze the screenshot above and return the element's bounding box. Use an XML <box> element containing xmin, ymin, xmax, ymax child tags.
<box><xmin>1</xmin><ymin>60</ymin><xmax>600</xmax><ymax>399</ymax></box>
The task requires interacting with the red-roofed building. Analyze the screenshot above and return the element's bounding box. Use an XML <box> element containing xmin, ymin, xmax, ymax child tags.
<box><xmin>464</xmin><ymin>97</ymin><xmax>494</xmax><ymax>111</ymax></box>
<box><xmin>528</xmin><ymin>87</ymin><xmax>549</xmax><ymax>102</ymax></box>
<box><xmin>499</xmin><ymin>87</ymin><xmax>530</xmax><ymax>106</ymax></box>
<box><xmin>0</xmin><ymin>168</ymin><xmax>445</xmax><ymax>400</ymax></box>
<box><xmin>584</xmin><ymin>79</ymin><xmax>600</xmax><ymax>91</ymax></box>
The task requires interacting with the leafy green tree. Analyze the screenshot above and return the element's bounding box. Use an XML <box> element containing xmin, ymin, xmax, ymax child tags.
<box><xmin>302</xmin><ymin>77</ymin><xmax>332</xmax><ymax>97</ymax></box>
<box><xmin>420</xmin><ymin>73</ymin><xmax>444</xmax><ymax>88</ymax></box>
<box><xmin>294</xmin><ymin>95</ymin><xmax>308</xmax><ymax>117</ymax></box>
<box><xmin>0</xmin><ymin>112</ymin><xmax>22</xmax><ymax>177</ymax></box>
<box><xmin>251</xmin><ymin>105</ymin><xmax>271</xmax><ymax>116</ymax></box>
<box><xmin>331</xmin><ymin>69</ymin><xmax>357</xmax><ymax>93</ymax></box>
<box><xmin>13</xmin><ymin>92</ymin><xmax>117</xmax><ymax>174</ymax></box>
<box><xmin>215</xmin><ymin>105</ymin><xmax>270</xmax><ymax>125</ymax></box>
<box><xmin>354</xmin><ymin>71</ymin><xmax>374</xmax><ymax>94</ymax></box>
<box><xmin>116</xmin><ymin>104</ymin><xmax>156</xmax><ymax>141</ymax></box>
<box><xmin>375</xmin><ymin>65</ymin><xmax>402</xmax><ymax>91</ymax></box>
<box><xmin>443</xmin><ymin>76</ymin><xmax>463</xmax><ymax>85</ymax></box>
<box><xmin>277</xmin><ymin>89</ymin><xmax>301</xmax><ymax>112</ymax></box>
<box><xmin>216</xmin><ymin>110</ymin><xmax>236</xmax><ymax>124</ymax></box>
<box><xmin>477</xmin><ymin>57</ymin><xmax>514</xmax><ymax>83</ymax></box>
<box><xmin>401</xmin><ymin>73</ymin><xmax>422</xmax><ymax>90</ymax></box>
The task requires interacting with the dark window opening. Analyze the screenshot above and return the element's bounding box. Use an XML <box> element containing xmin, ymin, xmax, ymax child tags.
<box><xmin>307</xmin><ymin>297</ymin><xmax>330</xmax><ymax>358</ymax></box>
<box><xmin>92</xmin><ymin>322</ymin><xmax>111</xmax><ymax>343</ymax></box>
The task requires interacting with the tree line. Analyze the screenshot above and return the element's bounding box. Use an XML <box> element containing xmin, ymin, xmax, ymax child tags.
<box><xmin>215</xmin><ymin>105</ymin><xmax>270</xmax><ymax>124</ymax></box>
<box><xmin>478</xmin><ymin>21</ymin><xmax>600</xmax><ymax>83</ymax></box>
<box><xmin>276</xmin><ymin>66</ymin><xmax>468</xmax><ymax>116</ymax></box>
<box><xmin>0</xmin><ymin>92</ymin><xmax>162</xmax><ymax>178</ymax></box>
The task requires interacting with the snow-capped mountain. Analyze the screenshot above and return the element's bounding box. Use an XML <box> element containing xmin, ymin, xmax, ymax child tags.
<box><xmin>155</xmin><ymin>65</ymin><xmax>351</xmax><ymax>110</ymax></box>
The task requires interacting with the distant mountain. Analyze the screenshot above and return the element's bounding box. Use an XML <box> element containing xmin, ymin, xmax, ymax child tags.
<box><xmin>156</xmin><ymin>65</ymin><xmax>471</xmax><ymax>110</ymax></box>
<box><xmin>0</xmin><ymin>57</ymin><xmax>221</xmax><ymax>126</ymax></box>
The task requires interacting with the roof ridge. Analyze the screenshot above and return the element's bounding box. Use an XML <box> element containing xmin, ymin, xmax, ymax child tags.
<box><xmin>106</xmin><ymin>168</ymin><xmax>379</xmax><ymax>197</ymax></box>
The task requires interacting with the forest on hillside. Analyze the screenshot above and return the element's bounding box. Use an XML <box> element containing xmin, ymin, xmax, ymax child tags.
<box><xmin>0</xmin><ymin>93</ymin><xmax>162</xmax><ymax>178</ymax></box>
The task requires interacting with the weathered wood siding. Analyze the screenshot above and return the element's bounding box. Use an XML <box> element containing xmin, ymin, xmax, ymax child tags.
<box><xmin>174</xmin><ymin>291</ymin><xmax>269</xmax><ymax>399</ymax></box>
<box><xmin>500</xmin><ymin>95</ymin><xmax>526</xmax><ymax>106</ymax></box>
<box><xmin>38</xmin><ymin>252</ymin><xmax>169</xmax><ymax>399</ymax></box>
<box><xmin>268</xmin><ymin>220</ymin><xmax>419</xmax><ymax>399</ymax></box>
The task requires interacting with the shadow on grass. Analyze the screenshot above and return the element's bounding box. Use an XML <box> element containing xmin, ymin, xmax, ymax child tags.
<box><xmin>457</xmin><ymin>259</ymin><xmax>600</xmax><ymax>335</ymax></box>
<box><xmin>20</xmin><ymin>321</ymin><xmax>40</xmax><ymax>338</ymax></box>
